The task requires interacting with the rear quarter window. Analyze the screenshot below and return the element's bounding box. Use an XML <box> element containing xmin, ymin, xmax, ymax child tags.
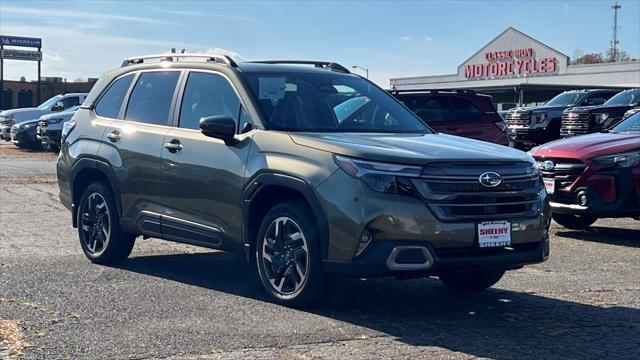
<box><xmin>95</xmin><ymin>74</ymin><xmax>135</xmax><ymax>119</ymax></box>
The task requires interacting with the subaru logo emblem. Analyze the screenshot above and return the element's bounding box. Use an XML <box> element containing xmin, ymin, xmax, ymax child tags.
<box><xmin>543</xmin><ymin>160</ymin><xmax>555</xmax><ymax>171</ymax></box>
<box><xmin>479</xmin><ymin>172</ymin><xmax>502</xmax><ymax>188</ymax></box>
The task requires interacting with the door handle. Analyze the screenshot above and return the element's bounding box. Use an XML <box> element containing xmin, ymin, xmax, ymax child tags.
<box><xmin>446</xmin><ymin>127</ymin><xmax>458</xmax><ymax>131</ymax></box>
<box><xmin>107</xmin><ymin>130</ymin><xmax>121</xmax><ymax>142</ymax></box>
<box><xmin>164</xmin><ymin>139</ymin><xmax>183</xmax><ymax>153</ymax></box>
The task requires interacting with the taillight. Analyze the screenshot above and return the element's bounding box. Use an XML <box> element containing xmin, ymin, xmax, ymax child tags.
<box><xmin>494</xmin><ymin>120</ymin><xmax>507</xmax><ymax>132</ymax></box>
<box><xmin>61</xmin><ymin>119</ymin><xmax>77</xmax><ymax>142</ymax></box>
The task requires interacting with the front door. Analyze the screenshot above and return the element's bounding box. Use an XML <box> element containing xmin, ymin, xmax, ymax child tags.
<box><xmin>161</xmin><ymin>71</ymin><xmax>253</xmax><ymax>249</ymax></box>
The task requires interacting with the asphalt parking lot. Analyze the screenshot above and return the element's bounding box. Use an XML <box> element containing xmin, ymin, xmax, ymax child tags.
<box><xmin>1</xmin><ymin>142</ymin><xmax>639</xmax><ymax>359</ymax></box>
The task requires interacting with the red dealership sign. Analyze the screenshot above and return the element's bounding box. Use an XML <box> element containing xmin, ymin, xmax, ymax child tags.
<box><xmin>464</xmin><ymin>47</ymin><xmax>558</xmax><ymax>80</ymax></box>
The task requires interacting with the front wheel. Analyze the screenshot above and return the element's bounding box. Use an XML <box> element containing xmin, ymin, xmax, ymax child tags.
<box><xmin>256</xmin><ymin>202</ymin><xmax>326</xmax><ymax>307</ymax></box>
<box><xmin>551</xmin><ymin>213</ymin><xmax>597</xmax><ymax>230</ymax></box>
<box><xmin>77</xmin><ymin>182</ymin><xmax>135</xmax><ymax>264</ymax></box>
<box><xmin>439</xmin><ymin>269</ymin><xmax>505</xmax><ymax>292</ymax></box>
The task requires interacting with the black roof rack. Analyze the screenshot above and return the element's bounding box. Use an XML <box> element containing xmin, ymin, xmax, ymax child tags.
<box><xmin>246</xmin><ymin>60</ymin><xmax>350</xmax><ymax>74</ymax></box>
<box><xmin>121</xmin><ymin>53</ymin><xmax>238</xmax><ymax>67</ymax></box>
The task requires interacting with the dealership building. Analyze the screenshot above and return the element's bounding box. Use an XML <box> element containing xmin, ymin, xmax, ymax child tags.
<box><xmin>390</xmin><ymin>27</ymin><xmax>640</xmax><ymax>109</ymax></box>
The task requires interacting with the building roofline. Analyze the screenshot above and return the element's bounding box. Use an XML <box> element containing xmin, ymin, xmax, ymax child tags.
<box><xmin>457</xmin><ymin>27</ymin><xmax>569</xmax><ymax>69</ymax></box>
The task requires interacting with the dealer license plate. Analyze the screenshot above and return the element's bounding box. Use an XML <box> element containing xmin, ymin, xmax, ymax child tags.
<box><xmin>478</xmin><ymin>220</ymin><xmax>512</xmax><ymax>248</ymax></box>
<box><xmin>543</xmin><ymin>178</ymin><xmax>555</xmax><ymax>194</ymax></box>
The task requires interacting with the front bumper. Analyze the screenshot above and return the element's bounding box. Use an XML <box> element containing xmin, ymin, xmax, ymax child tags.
<box><xmin>508</xmin><ymin>126</ymin><xmax>548</xmax><ymax>145</ymax></box>
<box><xmin>324</xmin><ymin>235</ymin><xmax>549</xmax><ymax>277</ymax></box>
<box><xmin>10</xmin><ymin>127</ymin><xmax>38</xmax><ymax>145</ymax></box>
<box><xmin>36</xmin><ymin>127</ymin><xmax>62</xmax><ymax>146</ymax></box>
<box><xmin>549</xmin><ymin>167</ymin><xmax>640</xmax><ymax>218</ymax></box>
<box><xmin>0</xmin><ymin>125</ymin><xmax>12</xmax><ymax>141</ymax></box>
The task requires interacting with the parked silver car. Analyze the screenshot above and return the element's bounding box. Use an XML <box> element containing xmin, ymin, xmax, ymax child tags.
<box><xmin>0</xmin><ymin>93</ymin><xmax>87</xmax><ymax>141</ymax></box>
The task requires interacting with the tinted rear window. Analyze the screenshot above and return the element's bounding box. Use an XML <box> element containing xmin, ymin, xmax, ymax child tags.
<box><xmin>125</xmin><ymin>71</ymin><xmax>180</xmax><ymax>125</ymax></box>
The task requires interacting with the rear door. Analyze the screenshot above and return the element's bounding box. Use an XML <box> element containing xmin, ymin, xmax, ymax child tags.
<box><xmin>98</xmin><ymin>70</ymin><xmax>181</xmax><ymax>236</ymax></box>
<box><xmin>448</xmin><ymin>96</ymin><xmax>507</xmax><ymax>145</ymax></box>
<box><xmin>160</xmin><ymin>71</ymin><xmax>253</xmax><ymax>249</ymax></box>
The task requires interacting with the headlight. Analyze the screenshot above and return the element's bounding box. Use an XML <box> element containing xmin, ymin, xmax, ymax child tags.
<box><xmin>334</xmin><ymin>155</ymin><xmax>422</xmax><ymax>193</ymax></box>
<box><xmin>593</xmin><ymin>151</ymin><xmax>640</xmax><ymax>167</ymax></box>
<box><xmin>47</xmin><ymin>118</ymin><xmax>64</xmax><ymax>124</ymax></box>
<box><xmin>22</xmin><ymin>122</ymin><xmax>37</xmax><ymax>129</ymax></box>
<box><xmin>594</xmin><ymin>113</ymin><xmax>609</xmax><ymax>122</ymax></box>
<box><xmin>534</xmin><ymin>113</ymin><xmax>548</xmax><ymax>124</ymax></box>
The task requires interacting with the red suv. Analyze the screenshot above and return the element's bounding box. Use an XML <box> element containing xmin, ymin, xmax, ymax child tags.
<box><xmin>531</xmin><ymin>112</ymin><xmax>640</xmax><ymax>229</ymax></box>
<box><xmin>394</xmin><ymin>90</ymin><xmax>508</xmax><ymax>145</ymax></box>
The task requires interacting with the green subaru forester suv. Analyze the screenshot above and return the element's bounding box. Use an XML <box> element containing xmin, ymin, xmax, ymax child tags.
<box><xmin>57</xmin><ymin>53</ymin><xmax>550</xmax><ymax>306</ymax></box>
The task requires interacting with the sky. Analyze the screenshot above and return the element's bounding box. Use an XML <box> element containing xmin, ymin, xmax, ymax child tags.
<box><xmin>1</xmin><ymin>0</ymin><xmax>639</xmax><ymax>87</ymax></box>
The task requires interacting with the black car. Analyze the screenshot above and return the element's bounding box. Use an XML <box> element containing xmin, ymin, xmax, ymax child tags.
<box><xmin>10</xmin><ymin>118</ymin><xmax>42</xmax><ymax>150</ymax></box>
<box><xmin>560</xmin><ymin>88</ymin><xmax>640</xmax><ymax>137</ymax></box>
<box><xmin>505</xmin><ymin>89</ymin><xmax>620</xmax><ymax>149</ymax></box>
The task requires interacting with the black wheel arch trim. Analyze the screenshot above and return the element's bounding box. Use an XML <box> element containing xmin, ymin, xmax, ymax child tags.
<box><xmin>242</xmin><ymin>171</ymin><xmax>330</xmax><ymax>262</ymax></box>
<box><xmin>69</xmin><ymin>157</ymin><xmax>122</xmax><ymax>228</ymax></box>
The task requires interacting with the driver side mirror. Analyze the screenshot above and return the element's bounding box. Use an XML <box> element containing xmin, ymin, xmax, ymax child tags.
<box><xmin>52</xmin><ymin>102</ymin><xmax>65</xmax><ymax>112</ymax></box>
<box><xmin>199</xmin><ymin>115</ymin><xmax>236</xmax><ymax>143</ymax></box>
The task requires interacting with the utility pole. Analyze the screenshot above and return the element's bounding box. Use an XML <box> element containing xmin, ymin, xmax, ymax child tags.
<box><xmin>610</xmin><ymin>1</ymin><xmax>622</xmax><ymax>62</ymax></box>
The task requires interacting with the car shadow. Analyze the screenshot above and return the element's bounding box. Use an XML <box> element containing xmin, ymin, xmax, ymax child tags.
<box><xmin>556</xmin><ymin>226</ymin><xmax>640</xmax><ymax>248</ymax></box>
<box><xmin>118</xmin><ymin>251</ymin><xmax>640</xmax><ymax>359</ymax></box>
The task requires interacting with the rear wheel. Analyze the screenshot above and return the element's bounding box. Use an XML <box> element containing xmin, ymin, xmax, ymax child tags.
<box><xmin>439</xmin><ymin>269</ymin><xmax>505</xmax><ymax>292</ymax></box>
<box><xmin>256</xmin><ymin>202</ymin><xmax>326</xmax><ymax>307</ymax></box>
<box><xmin>551</xmin><ymin>213</ymin><xmax>597</xmax><ymax>230</ymax></box>
<box><xmin>77</xmin><ymin>182</ymin><xmax>135</xmax><ymax>264</ymax></box>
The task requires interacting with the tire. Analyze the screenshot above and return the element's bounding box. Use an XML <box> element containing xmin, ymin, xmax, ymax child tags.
<box><xmin>439</xmin><ymin>269</ymin><xmax>505</xmax><ymax>292</ymax></box>
<box><xmin>256</xmin><ymin>201</ymin><xmax>326</xmax><ymax>307</ymax></box>
<box><xmin>551</xmin><ymin>213</ymin><xmax>597</xmax><ymax>230</ymax></box>
<box><xmin>77</xmin><ymin>182</ymin><xmax>135</xmax><ymax>264</ymax></box>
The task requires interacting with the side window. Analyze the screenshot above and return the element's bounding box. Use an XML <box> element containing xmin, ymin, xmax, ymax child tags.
<box><xmin>125</xmin><ymin>71</ymin><xmax>180</xmax><ymax>125</ymax></box>
<box><xmin>95</xmin><ymin>74</ymin><xmax>134</xmax><ymax>119</ymax></box>
<box><xmin>451</xmin><ymin>97</ymin><xmax>483</xmax><ymax>122</ymax></box>
<box><xmin>401</xmin><ymin>95</ymin><xmax>450</xmax><ymax>123</ymax></box>
<box><xmin>62</xmin><ymin>96</ymin><xmax>80</xmax><ymax>109</ymax></box>
<box><xmin>179</xmin><ymin>72</ymin><xmax>240</xmax><ymax>130</ymax></box>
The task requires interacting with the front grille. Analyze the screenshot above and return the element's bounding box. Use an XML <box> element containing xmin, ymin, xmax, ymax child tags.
<box><xmin>535</xmin><ymin>157</ymin><xmax>586</xmax><ymax>193</ymax></box>
<box><xmin>505</xmin><ymin>112</ymin><xmax>531</xmax><ymax>127</ymax></box>
<box><xmin>560</xmin><ymin>113</ymin><xmax>590</xmax><ymax>137</ymax></box>
<box><xmin>414</xmin><ymin>162</ymin><xmax>541</xmax><ymax>221</ymax></box>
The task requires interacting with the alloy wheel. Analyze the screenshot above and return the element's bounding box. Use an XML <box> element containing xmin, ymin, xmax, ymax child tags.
<box><xmin>261</xmin><ymin>216</ymin><xmax>309</xmax><ymax>296</ymax></box>
<box><xmin>80</xmin><ymin>192</ymin><xmax>111</xmax><ymax>256</ymax></box>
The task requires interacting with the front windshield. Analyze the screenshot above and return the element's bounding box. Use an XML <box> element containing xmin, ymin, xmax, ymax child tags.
<box><xmin>242</xmin><ymin>71</ymin><xmax>430</xmax><ymax>133</ymax></box>
<box><xmin>545</xmin><ymin>92</ymin><xmax>584</xmax><ymax>107</ymax></box>
<box><xmin>604</xmin><ymin>89</ymin><xmax>640</xmax><ymax>106</ymax></box>
<box><xmin>37</xmin><ymin>95</ymin><xmax>62</xmax><ymax>110</ymax></box>
<box><xmin>611</xmin><ymin>112</ymin><xmax>640</xmax><ymax>133</ymax></box>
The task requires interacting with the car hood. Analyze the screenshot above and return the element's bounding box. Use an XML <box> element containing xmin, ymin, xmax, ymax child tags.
<box><xmin>0</xmin><ymin>108</ymin><xmax>48</xmax><ymax>121</ymax></box>
<box><xmin>533</xmin><ymin>132</ymin><xmax>640</xmax><ymax>160</ymax></box>
<box><xmin>40</xmin><ymin>108</ymin><xmax>78</xmax><ymax>120</ymax></box>
<box><xmin>290</xmin><ymin>132</ymin><xmax>532</xmax><ymax>165</ymax></box>
<box><xmin>566</xmin><ymin>104</ymin><xmax>632</xmax><ymax>114</ymax></box>
<box><xmin>509</xmin><ymin>105</ymin><xmax>568</xmax><ymax>114</ymax></box>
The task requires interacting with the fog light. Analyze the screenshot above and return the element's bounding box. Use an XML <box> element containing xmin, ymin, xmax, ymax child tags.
<box><xmin>355</xmin><ymin>229</ymin><xmax>373</xmax><ymax>257</ymax></box>
<box><xmin>577</xmin><ymin>192</ymin><xmax>588</xmax><ymax>207</ymax></box>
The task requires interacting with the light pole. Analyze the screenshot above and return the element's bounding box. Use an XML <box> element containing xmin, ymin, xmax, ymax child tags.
<box><xmin>352</xmin><ymin>65</ymin><xmax>369</xmax><ymax>79</ymax></box>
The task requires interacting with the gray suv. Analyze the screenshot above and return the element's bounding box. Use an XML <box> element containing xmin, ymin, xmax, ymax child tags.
<box><xmin>57</xmin><ymin>53</ymin><xmax>550</xmax><ymax>306</ymax></box>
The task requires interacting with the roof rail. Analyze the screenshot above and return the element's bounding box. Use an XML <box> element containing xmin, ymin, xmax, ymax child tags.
<box><xmin>121</xmin><ymin>53</ymin><xmax>238</xmax><ymax>67</ymax></box>
<box><xmin>246</xmin><ymin>60</ymin><xmax>350</xmax><ymax>74</ymax></box>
